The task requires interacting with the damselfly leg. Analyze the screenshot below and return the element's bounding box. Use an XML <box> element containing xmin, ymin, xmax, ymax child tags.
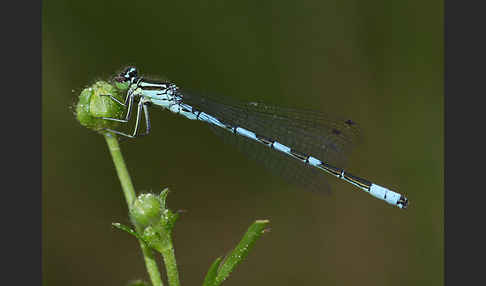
<box><xmin>96</xmin><ymin>91</ymin><xmax>135</xmax><ymax>123</ymax></box>
<box><xmin>99</xmin><ymin>91</ymin><xmax>152</xmax><ymax>139</ymax></box>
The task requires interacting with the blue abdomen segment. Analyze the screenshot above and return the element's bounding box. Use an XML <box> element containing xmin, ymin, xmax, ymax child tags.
<box><xmin>153</xmin><ymin>95</ymin><xmax>408</xmax><ymax>209</ymax></box>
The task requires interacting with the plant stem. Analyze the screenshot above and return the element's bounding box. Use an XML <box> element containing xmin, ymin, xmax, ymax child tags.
<box><xmin>139</xmin><ymin>241</ymin><xmax>164</xmax><ymax>286</ymax></box>
<box><xmin>160</xmin><ymin>238</ymin><xmax>181</xmax><ymax>286</ymax></box>
<box><xmin>104</xmin><ymin>133</ymin><xmax>136</xmax><ymax>207</ymax></box>
<box><xmin>104</xmin><ymin>133</ymin><xmax>164</xmax><ymax>286</ymax></box>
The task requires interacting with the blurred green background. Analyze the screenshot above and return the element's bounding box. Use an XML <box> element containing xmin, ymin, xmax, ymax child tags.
<box><xmin>42</xmin><ymin>1</ymin><xmax>443</xmax><ymax>285</ymax></box>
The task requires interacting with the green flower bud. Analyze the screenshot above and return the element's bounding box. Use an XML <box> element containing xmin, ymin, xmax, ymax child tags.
<box><xmin>130</xmin><ymin>193</ymin><xmax>162</xmax><ymax>228</ymax></box>
<box><xmin>141</xmin><ymin>225</ymin><xmax>166</xmax><ymax>252</ymax></box>
<box><xmin>75</xmin><ymin>80</ymin><xmax>127</xmax><ymax>132</ymax></box>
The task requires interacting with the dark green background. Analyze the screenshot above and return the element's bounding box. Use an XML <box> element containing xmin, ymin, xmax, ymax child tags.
<box><xmin>43</xmin><ymin>1</ymin><xmax>443</xmax><ymax>285</ymax></box>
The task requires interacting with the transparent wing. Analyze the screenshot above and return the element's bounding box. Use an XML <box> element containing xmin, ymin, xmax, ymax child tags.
<box><xmin>210</xmin><ymin>124</ymin><xmax>332</xmax><ymax>194</ymax></box>
<box><xmin>180</xmin><ymin>90</ymin><xmax>361</xmax><ymax>167</ymax></box>
<box><xmin>178</xmin><ymin>90</ymin><xmax>362</xmax><ymax>194</ymax></box>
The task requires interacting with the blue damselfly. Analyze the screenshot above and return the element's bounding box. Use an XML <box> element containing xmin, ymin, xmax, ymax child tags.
<box><xmin>99</xmin><ymin>67</ymin><xmax>408</xmax><ymax>209</ymax></box>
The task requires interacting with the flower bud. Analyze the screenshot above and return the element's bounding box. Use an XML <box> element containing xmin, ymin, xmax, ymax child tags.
<box><xmin>130</xmin><ymin>193</ymin><xmax>162</xmax><ymax>228</ymax></box>
<box><xmin>75</xmin><ymin>80</ymin><xmax>127</xmax><ymax>132</ymax></box>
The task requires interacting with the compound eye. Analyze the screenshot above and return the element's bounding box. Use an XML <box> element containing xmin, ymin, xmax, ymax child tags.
<box><xmin>115</xmin><ymin>66</ymin><xmax>138</xmax><ymax>83</ymax></box>
<box><xmin>128</xmin><ymin>67</ymin><xmax>138</xmax><ymax>79</ymax></box>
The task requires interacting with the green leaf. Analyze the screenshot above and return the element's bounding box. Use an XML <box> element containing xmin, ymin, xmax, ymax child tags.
<box><xmin>214</xmin><ymin>220</ymin><xmax>270</xmax><ymax>286</ymax></box>
<box><xmin>112</xmin><ymin>223</ymin><xmax>149</xmax><ymax>245</ymax></box>
<box><xmin>157</xmin><ymin>188</ymin><xmax>179</xmax><ymax>233</ymax></box>
<box><xmin>159</xmin><ymin>188</ymin><xmax>170</xmax><ymax>209</ymax></box>
<box><xmin>202</xmin><ymin>257</ymin><xmax>223</xmax><ymax>286</ymax></box>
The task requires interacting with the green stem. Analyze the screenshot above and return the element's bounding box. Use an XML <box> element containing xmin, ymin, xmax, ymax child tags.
<box><xmin>160</xmin><ymin>238</ymin><xmax>181</xmax><ymax>286</ymax></box>
<box><xmin>104</xmin><ymin>134</ymin><xmax>136</xmax><ymax>207</ymax></box>
<box><xmin>139</xmin><ymin>241</ymin><xmax>164</xmax><ymax>286</ymax></box>
<box><xmin>104</xmin><ymin>133</ymin><xmax>164</xmax><ymax>286</ymax></box>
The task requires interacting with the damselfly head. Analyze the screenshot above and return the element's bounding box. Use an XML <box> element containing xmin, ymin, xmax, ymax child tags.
<box><xmin>114</xmin><ymin>66</ymin><xmax>138</xmax><ymax>83</ymax></box>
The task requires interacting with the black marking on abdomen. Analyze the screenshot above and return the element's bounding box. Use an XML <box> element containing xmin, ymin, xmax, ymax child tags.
<box><xmin>342</xmin><ymin>172</ymin><xmax>372</xmax><ymax>189</ymax></box>
<box><xmin>318</xmin><ymin>162</ymin><xmax>343</xmax><ymax>177</ymax></box>
<box><xmin>215</xmin><ymin>118</ymin><xmax>234</xmax><ymax>131</ymax></box>
<box><xmin>290</xmin><ymin>149</ymin><xmax>309</xmax><ymax>161</ymax></box>
<box><xmin>256</xmin><ymin>134</ymin><xmax>274</xmax><ymax>145</ymax></box>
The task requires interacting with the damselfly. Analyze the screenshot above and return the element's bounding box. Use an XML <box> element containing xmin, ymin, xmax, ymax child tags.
<box><xmin>99</xmin><ymin>67</ymin><xmax>408</xmax><ymax>209</ymax></box>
